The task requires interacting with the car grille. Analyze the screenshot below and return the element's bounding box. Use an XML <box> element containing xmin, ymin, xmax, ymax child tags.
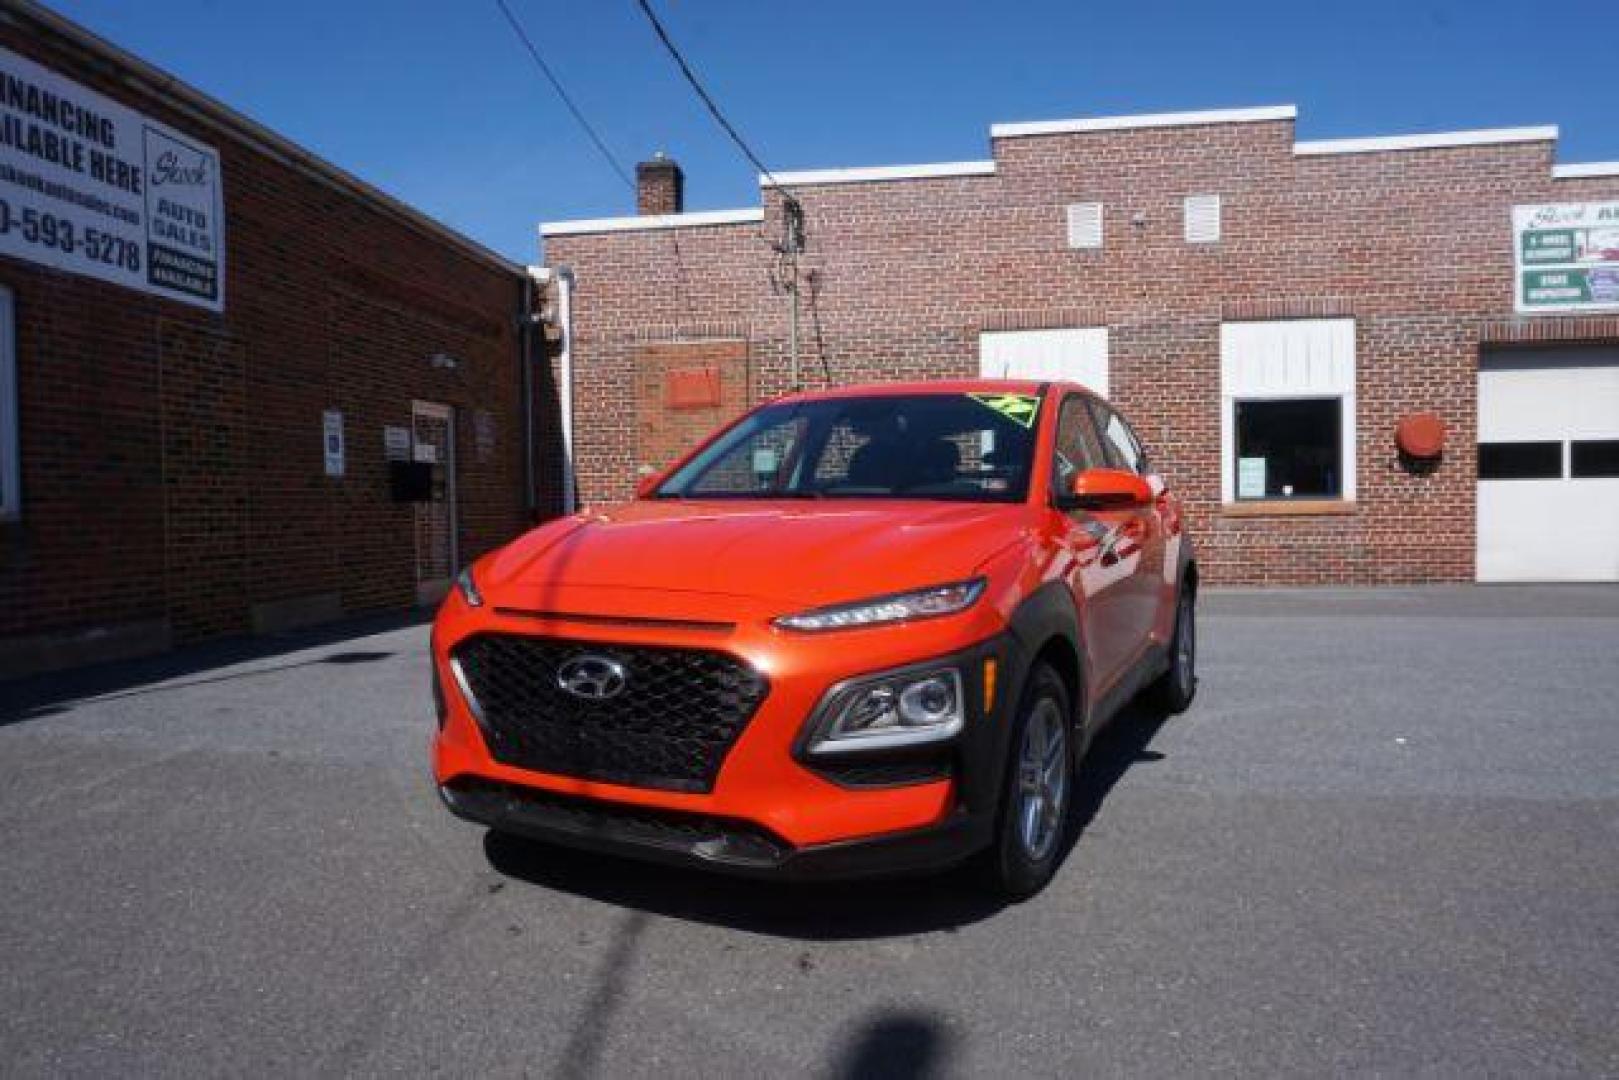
<box><xmin>451</xmin><ymin>634</ymin><xmax>768</xmax><ymax>793</ymax></box>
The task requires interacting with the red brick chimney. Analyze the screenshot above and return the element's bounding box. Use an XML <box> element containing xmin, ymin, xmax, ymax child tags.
<box><xmin>636</xmin><ymin>152</ymin><xmax>683</xmax><ymax>216</ymax></box>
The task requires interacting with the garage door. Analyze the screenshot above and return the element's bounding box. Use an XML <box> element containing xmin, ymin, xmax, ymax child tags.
<box><xmin>1477</xmin><ymin>347</ymin><xmax>1619</xmax><ymax>582</ymax></box>
<box><xmin>980</xmin><ymin>328</ymin><xmax>1108</xmax><ymax>396</ymax></box>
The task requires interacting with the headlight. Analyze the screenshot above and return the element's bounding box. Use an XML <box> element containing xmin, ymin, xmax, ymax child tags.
<box><xmin>805</xmin><ymin>667</ymin><xmax>964</xmax><ymax>755</ymax></box>
<box><xmin>454</xmin><ymin>566</ymin><xmax>483</xmax><ymax>608</ymax></box>
<box><xmin>774</xmin><ymin>579</ymin><xmax>985</xmax><ymax>633</ymax></box>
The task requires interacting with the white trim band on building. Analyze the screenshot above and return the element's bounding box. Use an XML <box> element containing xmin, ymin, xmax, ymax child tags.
<box><xmin>1552</xmin><ymin>161</ymin><xmax>1619</xmax><ymax>179</ymax></box>
<box><xmin>991</xmin><ymin>105</ymin><xmax>1296</xmax><ymax>139</ymax></box>
<box><xmin>1294</xmin><ymin>126</ymin><xmax>1558</xmax><ymax>157</ymax></box>
<box><xmin>540</xmin><ymin>207</ymin><xmax>765</xmax><ymax>237</ymax></box>
<box><xmin>760</xmin><ymin>161</ymin><xmax>997</xmax><ymax>187</ymax></box>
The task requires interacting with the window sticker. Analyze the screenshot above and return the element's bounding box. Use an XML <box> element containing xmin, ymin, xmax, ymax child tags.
<box><xmin>968</xmin><ymin>393</ymin><xmax>1040</xmax><ymax>429</ymax></box>
<box><xmin>1237</xmin><ymin>456</ymin><xmax>1267</xmax><ymax>498</ymax></box>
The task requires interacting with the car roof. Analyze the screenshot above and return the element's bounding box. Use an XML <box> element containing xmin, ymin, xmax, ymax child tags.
<box><xmin>773</xmin><ymin>378</ymin><xmax>1093</xmax><ymax>404</ymax></box>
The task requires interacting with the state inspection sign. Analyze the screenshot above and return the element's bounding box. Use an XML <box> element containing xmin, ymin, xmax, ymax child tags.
<box><xmin>1513</xmin><ymin>202</ymin><xmax>1619</xmax><ymax>315</ymax></box>
<box><xmin>0</xmin><ymin>44</ymin><xmax>225</xmax><ymax>312</ymax></box>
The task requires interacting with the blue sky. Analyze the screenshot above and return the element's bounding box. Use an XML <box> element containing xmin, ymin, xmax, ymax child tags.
<box><xmin>51</xmin><ymin>0</ymin><xmax>1619</xmax><ymax>264</ymax></box>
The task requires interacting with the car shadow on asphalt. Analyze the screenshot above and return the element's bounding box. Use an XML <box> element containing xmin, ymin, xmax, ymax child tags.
<box><xmin>0</xmin><ymin>609</ymin><xmax>426</xmax><ymax>727</ymax></box>
<box><xmin>483</xmin><ymin>698</ymin><xmax>1176</xmax><ymax>940</ymax></box>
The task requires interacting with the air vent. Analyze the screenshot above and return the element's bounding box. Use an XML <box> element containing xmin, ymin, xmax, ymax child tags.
<box><xmin>1066</xmin><ymin>202</ymin><xmax>1103</xmax><ymax>249</ymax></box>
<box><xmin>1184</xmin><ymin>194</ymin><xmax>1221</xmax><ymax>243</ymax></box>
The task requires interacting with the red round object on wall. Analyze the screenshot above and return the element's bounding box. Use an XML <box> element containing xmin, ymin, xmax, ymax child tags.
<box><xmin>1396</xmin><ymin>413</ymin><xmax>1446</xmax><ymax>458</ymax></box>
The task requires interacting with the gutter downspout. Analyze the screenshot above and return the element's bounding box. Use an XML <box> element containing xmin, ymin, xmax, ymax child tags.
<box><xmin>554</xmin><ymin>266</ymin><xmax>577</xmax><ymax>513</ymax></box>
<box><xmin>521</xmin><ymin>267</ymin><xmax>549</xmax><ymax>518</ymax></box>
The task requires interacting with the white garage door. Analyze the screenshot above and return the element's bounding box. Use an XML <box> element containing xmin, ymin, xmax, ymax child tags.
<box><xmin>980</xmin><ymin>328</ymin><xmax>1109</xmax><ymax>397</ymax></box>
<box><xmin>1477</xmin><ymin>347</ymin><xmax>1619</xmax><ymax>582</ymax></box>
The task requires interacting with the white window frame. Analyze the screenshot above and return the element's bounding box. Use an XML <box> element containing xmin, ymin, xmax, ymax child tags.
<box><xmin>1219</xmin><ymin>318</ymin><xmax>1356</xmax><ymax>504</ymax></box>
<box><xmin>0</xmin><ymin>287</ymin><xmax>17</xmax><ymax>522</ymax></box>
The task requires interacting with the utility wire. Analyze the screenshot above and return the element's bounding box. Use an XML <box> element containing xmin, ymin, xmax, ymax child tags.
<box><xmin>630</xmin><ymin>0</ymin><xmax>798</xmax><ymax>207</ymax></box>
<box><xmin>493</xmin><ymin>0</ymin><xmax>697</xmax><ymax>321</ymax></box>
<box><xmin>494</xmin><ymin>0</ymin><xmax>635</xmax><ymax>190</ymax></box>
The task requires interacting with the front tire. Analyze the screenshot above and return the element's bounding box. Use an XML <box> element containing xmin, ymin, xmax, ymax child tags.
<box><xmin>977</xmin><ymin>663</ymin><xmax>1075</xmax><ymax>900</ymax></box>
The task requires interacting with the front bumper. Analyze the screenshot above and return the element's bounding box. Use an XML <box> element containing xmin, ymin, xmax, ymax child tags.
<box><xmin>439</xmin><ymin>776</ymin><xmax>990</xmax><ymax>880</ymax></box>
<box><xmin>432</xmin><ymin>611</ymin><xmax>1030</xmax><ymax>877</ymax></box>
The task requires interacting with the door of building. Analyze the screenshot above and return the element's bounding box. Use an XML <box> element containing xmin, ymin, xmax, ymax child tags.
<box><xmin>1477</xmin><ymin>347</ymin><xmax>1619</xmax><ymax>582</ymax></box>
<box><xmin>412</xmin><ymin>401</ymin><xmax>458</xmax><ymax>604</ymax></box>
<box><xmin>979</xmin><ymin>328</ymin><xmax>1109</xmax><ymax>396</ymax></box>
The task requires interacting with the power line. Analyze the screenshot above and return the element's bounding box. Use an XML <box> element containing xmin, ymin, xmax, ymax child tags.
<box><xmin>493</xmin><ymin>0</ymin><xmax>635</xmax><ymax>191</ymax></box>
<box><xmin>493</xmin><ymin>0</ymin><xmax>699</xmax><ymax>321</ymax></box>
<box><xmin>630</xmin><ymin>0</ymin><xmax>798</xmax><ymax>207</ymax></box>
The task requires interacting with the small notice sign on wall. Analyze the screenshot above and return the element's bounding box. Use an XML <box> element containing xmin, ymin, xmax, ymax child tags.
<box><xmin>323</xmin><ymin>409</ymin><xmax>345</xmax><ymax>477</ymax></box>
<box><xmin>383</xmin><ymin>425</ymin><xmax>411</xmax><ymax>462</ymax></box>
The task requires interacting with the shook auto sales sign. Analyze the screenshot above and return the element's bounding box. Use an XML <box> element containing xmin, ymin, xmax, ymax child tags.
<box><xmin>0</xmin><ymin>45</ymin><xmax>225</xmax><ymax>311</ymax></box>
<box><xmin>1513</xmin><ymin>202</ymin><xmax>1619</xmax><ymax>315</ymax></box>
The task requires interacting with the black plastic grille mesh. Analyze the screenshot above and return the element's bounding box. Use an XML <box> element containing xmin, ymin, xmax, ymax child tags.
<box><xmin>452</xmin><ymin>634</ymin><xmax>768</xmax><ymax>792</ymax></box>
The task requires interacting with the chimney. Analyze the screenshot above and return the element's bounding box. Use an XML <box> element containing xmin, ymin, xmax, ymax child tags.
<box><xmin>636</xmin><ymin>152</ymin><xmax>683</xmax><ymax>216</ymax></box>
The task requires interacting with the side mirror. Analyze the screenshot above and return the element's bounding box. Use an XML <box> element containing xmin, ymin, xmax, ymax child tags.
<box><xmin>634</xmin><ymin>474</ymin><xmax>660</xmax><ymax>499</ymax></box>
<box><xmin>1058</xmin><ymin>467</ymin><xmax>1153</xmax><ymax>510</ymax></box>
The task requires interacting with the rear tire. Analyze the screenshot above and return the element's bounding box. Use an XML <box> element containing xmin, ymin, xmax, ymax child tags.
<box><xmin>1151</xmin><ymin>585</ymin><xmax>1197</xmax><ymax>714</ymax></box>
<box><xmin>976</xmin><ymin>663</ymin><xmax>1075</xmax><ymax>900</ymax></box>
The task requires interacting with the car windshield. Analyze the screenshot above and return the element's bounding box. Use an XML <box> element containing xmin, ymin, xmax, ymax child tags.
<box><xmin>654</xmin><ymin>392</ymin><xmax>1042</xmax><ymax>502</ymax></box>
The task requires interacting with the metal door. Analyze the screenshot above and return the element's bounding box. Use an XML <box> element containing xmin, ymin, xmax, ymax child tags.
<box><xmin>412</xmin><ymin>401</ymin><xmax>457</xmax><ymax>604</ymax></box>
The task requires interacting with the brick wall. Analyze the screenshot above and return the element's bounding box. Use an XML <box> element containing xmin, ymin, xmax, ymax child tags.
<box><xmin>546</xmin><ymin>116</ymin><xmax>1619</xmax><ymax>584</ymax></box>
<box><xmin>0</xmin><ymin>24</ymin><xmax>534</xmax><ymax>662</ymax></box>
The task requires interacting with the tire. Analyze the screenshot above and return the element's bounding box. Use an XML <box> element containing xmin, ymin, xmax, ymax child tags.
<box><xmin>1150</xmin><ymin>585</ymin><xmax>1197</xmax><ymax>714</ymax></box>
<box><xmin>976</xmin><ymin>663</ymin><xmax>1076</xmax><ymax>900</ymax></box>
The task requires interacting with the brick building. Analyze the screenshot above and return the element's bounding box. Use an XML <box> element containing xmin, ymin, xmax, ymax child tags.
<box><xmin>0</xmin><ymin>2</ymin><xmax>554</xmax><ymax>676</ymax></box>
<box><xmin>542</xmin><ymin>105</ymin><xmax>1619</xmax><ymax>585</ymax></box>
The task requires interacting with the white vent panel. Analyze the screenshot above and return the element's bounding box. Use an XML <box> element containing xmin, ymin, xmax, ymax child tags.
<box><xmin>1184</xmin><ymin>194</ymin><xmax>1221</xmax><ymax>243</ymax></box>
<box><xmin>1066</xmin><ymin>202</ymin><xmax>1103</xmax><ymax>249</ymax></box>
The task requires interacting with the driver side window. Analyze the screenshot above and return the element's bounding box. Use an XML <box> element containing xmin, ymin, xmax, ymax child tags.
<box><xmin>1051</xmin><ymin>395</ymin><xmax>1108</xmax><ymax>494</ymax></box>
<box><xmin>1088</xmin><ymin>399</ymin><xmax>1149</xmax><ymax>475</ymax></box>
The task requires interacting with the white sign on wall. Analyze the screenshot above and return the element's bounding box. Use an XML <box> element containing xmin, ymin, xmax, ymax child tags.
<box><xmin>1513</xmin><ymin>202</ymin><xmax>1619</xmax><ymax>315</ymax></box>
<box><xmin>0</xmin><ymin>45</ymin><xmax>226</xmax><ymax>311</ymax></box>
<box><xmin>323</xmin><ymin>409</ymin><xmax>344</xmax><ymax>477</ymax></box>
<box><xmin>383</xmin><ymin>425</ymin><xmax>411</xmax><ymax>462</ymax></box>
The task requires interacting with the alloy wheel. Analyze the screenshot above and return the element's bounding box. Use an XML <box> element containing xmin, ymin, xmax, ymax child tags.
<box><xmin>1017</xmin><ymin>698</ymin><xmax>1069</xmax><ymax>861</ymax></box>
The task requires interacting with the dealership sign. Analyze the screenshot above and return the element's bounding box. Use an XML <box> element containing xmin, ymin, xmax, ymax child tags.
<box><xmin>0</xmin><ymin>45</ymin><xmax>225</xmax><ymax>311</ymax></box>
<box><xmin>1513</xmin><ymin>202</ymin><xmax>1619</xmax><ymax>315</ymax></box>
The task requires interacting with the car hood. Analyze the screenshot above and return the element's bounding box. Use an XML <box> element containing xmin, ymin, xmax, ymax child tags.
<box><xmin>482</xmin><ymin>499</ymin><xmax>1030</xmax><ymax>610</ymax></box>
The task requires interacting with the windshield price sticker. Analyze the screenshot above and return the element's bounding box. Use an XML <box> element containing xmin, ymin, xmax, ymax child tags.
<box><xmin>0</xmin><ymin>45</ymin><xmax>226</xmax><ymax>311</ymax></box>
<box><xmin>968</xmin><ymin>393</ymin><xmax>1041</xmax><ymax>429</ymax></box>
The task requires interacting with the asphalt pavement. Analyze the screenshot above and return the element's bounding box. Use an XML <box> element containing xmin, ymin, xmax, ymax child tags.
<box><xmin>2</xmin><ymin>587</ymin><xmax>1616</xmax><ymax>1077</ymax></box>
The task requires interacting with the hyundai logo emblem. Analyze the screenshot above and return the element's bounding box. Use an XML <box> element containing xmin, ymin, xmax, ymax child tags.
<box><xmin>556</xmin><ymin>655</ymin><xmax>628</xmax><ymax>701</ymax></box>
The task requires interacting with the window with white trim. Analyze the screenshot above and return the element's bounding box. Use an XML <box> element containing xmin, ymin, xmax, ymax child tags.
<box><xmin>1220</xmin><ymin>318</ymin><xmax>1356</xmax><ymax>504</ymax></box>
<box><xmin>0</xmin><ymin>287</ymin><xmax>17</xmax><ymax>522</ymax></box>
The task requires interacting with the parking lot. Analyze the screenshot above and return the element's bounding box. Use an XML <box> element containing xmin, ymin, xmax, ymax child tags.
<box><xmin>2</xmin><ymin>586</ymin><xmax>1616</xmax><ymax>1077</ymax></box>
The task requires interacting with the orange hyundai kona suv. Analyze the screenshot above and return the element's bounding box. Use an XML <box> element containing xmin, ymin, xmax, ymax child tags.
<box><xmin>432</xmin><ymin>380</ymin><xmax>1197</xmax><ymax>897</ymax></box>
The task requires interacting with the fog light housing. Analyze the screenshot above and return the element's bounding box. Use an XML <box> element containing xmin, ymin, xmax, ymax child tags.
<box><xmin>805</xmin><ymin>667</ymin><xmax>964</xmax><ymax>755</ymax></box>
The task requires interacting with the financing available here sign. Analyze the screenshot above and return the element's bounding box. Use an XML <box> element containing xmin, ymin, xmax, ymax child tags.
<box><xmin>0</xmin><ymin>45</ymin><xmax>225</xmax><ymax>311</ymax></box>
<box><xmin>1513</xmin><ymin>202</ymin><xmax>1619</xmax><ymax>315</ymax></box>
